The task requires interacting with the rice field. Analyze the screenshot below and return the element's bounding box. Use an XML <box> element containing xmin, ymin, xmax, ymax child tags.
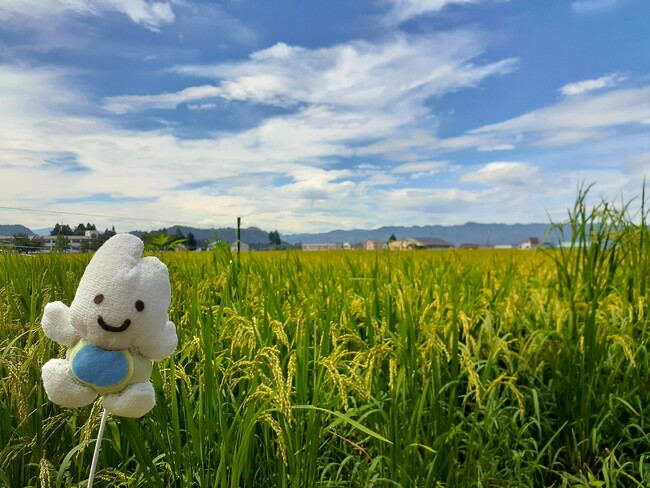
<box><xmin>2</xmin><ymin>194</ymin><xmax>650</xmax><ymax>487</ymax></box>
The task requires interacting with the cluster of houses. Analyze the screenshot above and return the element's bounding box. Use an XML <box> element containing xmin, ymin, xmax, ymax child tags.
<box><xmin>2</xmin><ymin>232</ymin><xmax>541</xmax><ymax>254</ymax></box>
<box><xmin>302</xmin><ymin>237</ymin><xmax>540</xmax><ymax>251</ymax></box>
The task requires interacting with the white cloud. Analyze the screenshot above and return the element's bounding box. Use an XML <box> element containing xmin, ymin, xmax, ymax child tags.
<box><xmin>461</xmin><ymin>162</ymin><xmax>542</xmax><ymax>187</ymax></box>
<box><xmin>5</xmin><ymin>37</ymin><xmax>644</xmax><ymax>234</ymax></box>
<box><xmin>187</xmin><ymin>103</ymin><xmax>217</xmax><ymax>110</ymax></box>
<box><xmin>460</xmin><ymin>86</ymin><xmax>650</xmax><ymax>148</ymax></box>
<box><xmin>104</xmin><ymin>32</ymin><xmax>517</xmax><ymax>169</ymax></box>
<box><xmin>559</xmin><ymin>73</ymin><xmax>626</xmax><ymax>96</ymax></box>
<box><xmin>0</xmin><ymin>63</ymin><xmax>423</xmax><ymax>232</ymax></box>
<box><xmin>572</xmin><ymin>0</ymin><xmax>616</xmax><ymax>14</ymax></box>
<box><xmin>175</xmin><ymin>3</ymin><xmax>258</xmax><ymax>48</ymax></box>
<box><xmin>384</xmin><ymin>187</ymin><xmax>482</xmax><ymax>212</ymax></box>
<box><xmin>97</xmin><ymin>32</ymin><xmax>517</xmax><ymax>181</ymax></box>
<box><xmin>0</xmin><ymin>60</ymin><xmax>553</xmax><ymax>233</ymax></box>
<box><xmin>0</xmin><ymin>0</ymin><xmax>175</xmax><ymax>31</ymax></box>
<box><xmin>169</xmin><ymin>35</ymin><xmax>516</xmax><ymax>112</ymax></box>
<box><xmin>626</xmin><ymin>152</ymin><xmax>650</xmax><ymax>179</ymax></box>
<box><xmin>103</xmin><ymin>85</ymin><xmax>222</xmax><ymax>113</ymax></box>
<box><xmin>381</xmin><ymin>0</ymin><xmax>502</xmax><ymax>25</ymax></box>
<box><xmin>477</xmin><ymin>143</ymin><xmax>515</xmax><ymax>151</ymax></box>
<box><xmin>392</xmin><ymin>161</ymin><xmax>452</xmax><ymax>178</ymax></box>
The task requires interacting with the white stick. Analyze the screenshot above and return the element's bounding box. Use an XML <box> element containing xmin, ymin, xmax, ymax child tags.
<box><xmin>87</xmin><ymin>408</ymin><xmax>108</xmax><ymax>488</ymax></box>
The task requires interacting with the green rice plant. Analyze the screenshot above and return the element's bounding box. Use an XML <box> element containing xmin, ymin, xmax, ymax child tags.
<box><xmin>1</xmin><ymin>190</ymin><xmax>650</xmax><ymax>487</ymax></box>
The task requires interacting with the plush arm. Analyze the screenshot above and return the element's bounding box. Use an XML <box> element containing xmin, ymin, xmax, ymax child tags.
<box><xmin>135</xmin><ymin>321</ymin><xmax>178</xmax><ymax>361</ymax></box>
<box><xmin>42</xmin><ymin>301</ymin><xmax>79</xmax><ymax>347</ymax></box>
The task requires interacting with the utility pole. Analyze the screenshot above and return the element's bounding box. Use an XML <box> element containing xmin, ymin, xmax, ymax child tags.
<box><xmin>236</xmin><ymin>217</ymin><xmax>241</xmax><ymax>259</ymax></box>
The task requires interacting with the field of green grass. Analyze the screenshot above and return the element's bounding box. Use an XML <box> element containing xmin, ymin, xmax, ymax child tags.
<box><xmin>2</xmin><ymin>194</ymin><xmax>650</xmax><ymax>487</ymax></box>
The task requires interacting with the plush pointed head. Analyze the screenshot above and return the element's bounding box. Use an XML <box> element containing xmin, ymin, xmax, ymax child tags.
<box><xmin>69</xmin><ymin>234</ymin><xmax>172</xmax><ymax>351</ymax></box>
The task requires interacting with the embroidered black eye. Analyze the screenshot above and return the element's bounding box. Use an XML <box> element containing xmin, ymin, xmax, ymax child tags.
<box><xmin>94</xmin><ymin>294</ymin><xmax>104</xmax><ymax>304</ymax></box>
<box><xmin>135</xmin><ymin>300</ymin><xmax>145</xmax><ymax>312</ymax></box>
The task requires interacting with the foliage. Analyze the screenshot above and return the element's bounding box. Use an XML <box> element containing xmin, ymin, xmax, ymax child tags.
<box><xmin>186</xmin><ymin>232</ymin><xmax>197</xmax><ymax>251</ymax></box>
<box><xmin>53</xmin><ymin>234</ymin><xmax>70</xmax><ymax>252</ymax></box>
<box><xmin>145</xmin><ymin>232</ymin><xmax>186</xmax><ymax>252</ymax></box>
<box><xmin>51</xmin><ymin>224</ymin><xmax>74</xmax><ymax>236</ymax></box>
<box><xmin>10</xmin><ymin>233</ymin><xmax>45</xmax><ymax>252</ymax></box>
<box><xmin>1</xmin><ymin>191</ymin><xmax>650</xmax><ymax>487</ymax></box>
<box><xmin>269</xmin><ymin>230</ymin><xmax>282</xmax><ymax>248</ymax></box>
<box><xmin>73</xmin><ymin>223</ymin><xmax>96</xmax><ymax>236</ymax></box>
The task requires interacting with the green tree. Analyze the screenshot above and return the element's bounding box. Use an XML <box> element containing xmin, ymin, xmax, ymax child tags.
<box><xmin>388</xmin><ymin>233</ymin><xmax>397</xmax><ymax>242</ymax></box>
<box><xmin>90</xmin><ymin>236</ymin><xmax>101</xmax><ymax>251</ymax></box>
<box><xmin>187</xmin><ymin>232</ymin><xmax>197</xmax><ymax>251</ymax></box>
<box><xmin>51</xmin><ymin>224</ymin><xmax>73</xmax><ymax>236</ymax></box>
<box><xmin>53</xmin><ymin>234</ymin><xmax>70</xmax><ymax>252</ymax></box>
<box><xmin>80</xmin><ymin>239</ymin><xmax>93</xmax><ymax>253</ymax></box>
<box><xmin>268</xmin><ymin>230</ymin><xmax>281</xmax><ymax>249</ymax></box>
<box><xmin>171</xmin><ymin>227</ymin><xmax>185</xmax><ymax>242</ymax></box>
<box><xmin>29</xmin><ymin>236</ymin><xmax>45</xmax><ymax>251</ymax></box>
<box><xmin>146</xmin><ymin>232</ymin><xmax>186</xmax><ymax>252</ymax></box>
<box><xmin>98</xmin><ymin>227</ymin><xmax>117</xmax><ymax>246</ymax></box>
<box><xmin>74</xmin><ymin>223</ymin><xmax>86</xmax><ymax>235</ymax></box>
<box><xmin>11</xmin><ymin>233</ymin><xmax>31</xmax><ymax>252</ymax></box>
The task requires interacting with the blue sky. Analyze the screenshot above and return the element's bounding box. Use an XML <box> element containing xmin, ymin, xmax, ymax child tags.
<box><xmin>1</xmin><ymin>0</ymin><xmax>649</xmax><ymax>233</ymax></box>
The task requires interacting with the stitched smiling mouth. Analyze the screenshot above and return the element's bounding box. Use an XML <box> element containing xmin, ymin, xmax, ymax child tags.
<box><xmin>97</xmin><ymin>316</ymin><xmax>131</xmax><ymax>332</ymax></box>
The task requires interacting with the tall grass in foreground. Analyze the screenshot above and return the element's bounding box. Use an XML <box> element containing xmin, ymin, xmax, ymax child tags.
<box><xmin>1</xmin><ymin>194</ymin><xmax>650</xmax><ymax>487</ymax></box>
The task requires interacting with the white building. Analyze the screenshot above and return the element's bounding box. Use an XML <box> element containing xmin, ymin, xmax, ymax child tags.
<box><xmin>518</xmin><ymin>237</ymin><xmax>540</xmax><ymax>250</ymax></box>
<box><xmin>42</xmin><ymin>230</ymin><xmax>99</xmax><ymax>253</ymax></box>
<box><xmin>302</xmin><ymin>242</ymin><xmax>338</xmax><ymax>251</ymax></box>
<box><xmin>230</xmin><ymin>240</ymin><xmax>250</xmax><ymax>252</ymax></box>
<box><xmin>363</xmin><ymin>239</ymin><xmax>386</xmax><ymax>250</ymax></box>
<box><xmin>388</xmin><ymin>239</ymin><xmax>415</xmax><ymax>250</ymax></box>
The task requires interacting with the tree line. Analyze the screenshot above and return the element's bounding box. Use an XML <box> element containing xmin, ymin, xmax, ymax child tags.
<box><xmin>7</xmin><ymin>223</ymin><xmax>116</xmax><ymax>253</ymax></box>
<box><xmin>6</xmin><ymin>224</ymin><xmax>295</xmax><ymax>253</ymax></box>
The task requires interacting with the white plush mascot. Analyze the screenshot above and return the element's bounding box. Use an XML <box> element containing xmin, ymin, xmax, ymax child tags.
<box><xmin>41</xmin><ymin>234</ymin><xmax>177</xmax><ymax>418</ymax></box>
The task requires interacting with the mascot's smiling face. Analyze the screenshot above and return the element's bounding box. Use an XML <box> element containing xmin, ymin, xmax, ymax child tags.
<box><xmin>69</xmin><ymin>234</ymin><xmax>172</xmax><ymax>352</ymax></box>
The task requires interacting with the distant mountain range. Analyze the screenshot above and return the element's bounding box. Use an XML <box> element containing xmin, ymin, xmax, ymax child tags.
<box><xmin>284</xmin><ymin>223</ymin><xmax>566</xmax><ymax>247</ymax></box>
<box><xmin>32</xmin><ymin>227</ymin><xmax>55</xmax><ymax>236</ymax></box>
<box><xmin>0</xmin><ymin>224</ymin><xmax>36</xmax><ymax>236</ymax></box>
<box><xmin>2</xmin><ymin>222</ymin><xmax>568</xmax><ymax>247</ymax></box>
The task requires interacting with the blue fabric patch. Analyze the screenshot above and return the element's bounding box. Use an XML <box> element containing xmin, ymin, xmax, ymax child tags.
<box><xmin>71</xmin><ymin>344</ymin><xmax>129</xmax><ymax>387</ymax></box>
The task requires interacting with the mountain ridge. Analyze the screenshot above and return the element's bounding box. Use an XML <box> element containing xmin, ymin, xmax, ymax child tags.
<box><xmin>0</xmin><ymin>224</ymin><xmax>36</xmax><ymax>236</ymax></box>
<box><xmin>282</xmin><ymin>223</ymin><xmax>563</xmax><ymax>247</ymax></box>
<box><xmin>2</xmin><ymin>222</ymin><xmax>566</xmax><ymax>247</ymax></box>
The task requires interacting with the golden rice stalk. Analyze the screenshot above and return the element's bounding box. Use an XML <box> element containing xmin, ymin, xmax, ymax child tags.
<box><xmin>94</xmin><ymin>467</ymin><xmax>134</xmax><ymax>487</ymax></box>
<box><xmin>38</xmin><ymin>455</ymin><xmax>55</xmax><ymax>488</ymax></box>
<box><xmin>460</xmin><ymin>347</ymin><xmax>482</xmax><ymax>407</ymax></box>
<box><xmin>81</xmin><ymin>399</ymin><xmax>106</xmax><ymax>450</ymax></box>
<box><xmin>459</xmin><ymin>312</ymin><xmax>477</xmax><ymax>354</ymax></box>
<box><xmin>256</xmin><ymin>346</ymin><xmax>294</xmax><ymax>423</ymax></box>
<box><xmin>258</xmin><ymin>412</ymin><xmax>287</xmax><ymax>466</ymax></box>
<box><xmin>270</xmin><ymin>319</ymin><xmax>290</xmax><ymax>348</ymax></box>
<box><xmin>607</xmin><ymin>334</ymin><xmax>637</xmax><ymax>367</ymax></box>
<box><xmin>4</xmin><ymin>352</ymin><xmax>29</xmax><ymax>422</ymax></box>
<box><xmin>41</xmin><ymin>412</ymin><xmax>69</xmax><ymax>444</ymax></box>
<box><xmin>389</xmin><ymin>357</ymin><xmax>397</xmax><ymax>391</ymax></box>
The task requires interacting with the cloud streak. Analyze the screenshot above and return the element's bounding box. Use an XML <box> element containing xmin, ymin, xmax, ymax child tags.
<box><xmin>461</xmin><ymin>162</ymin><xmax>542</xmax><ymax>187</ymax></box>
<box><xmin>108</xmin><ymin>34</ymin><xmax>517</xmax><ymax>116</ymax></box>
<box><xmin>457</xmin><ymin>86</ymin><xmax>650</xmax><ymax>148</ymax></box>
<box><xmin>571</xmin><ymin>0</ymin><xmax>616</xmax><ymax>14</ymax></box>
<box><xmin>0</xmin><ymin>0</ymin><xmax>175</xmax><ymax>31</ymax></box>
<box><xmin>559</xmin><ymin>73</ymin><xmax>626</xmax><ymax>96</ymax></box>
<box><xmin>381</xmin><ymin>0</ymin><xmax>504</xmax><ymax>25</ymax></box>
